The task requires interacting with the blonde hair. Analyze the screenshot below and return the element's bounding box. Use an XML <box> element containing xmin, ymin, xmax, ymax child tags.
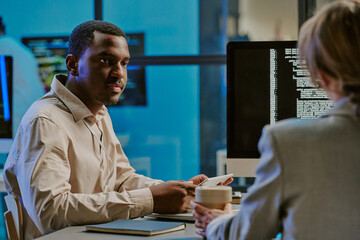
<box><xmin>298</xmin><ymin>0</ymin><xmax>360</xmax><ymax>108</ymax></box>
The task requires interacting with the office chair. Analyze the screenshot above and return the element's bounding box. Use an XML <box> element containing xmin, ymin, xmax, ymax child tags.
<box><xmin>4</xmin><ymin>194</ymin><xmax>23</xmax><ymax>240</ymax></box>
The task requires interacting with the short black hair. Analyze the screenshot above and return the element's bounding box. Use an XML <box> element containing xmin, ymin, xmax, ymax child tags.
<box><xmin>68</xmin><ymin>20</ymin><xmax>126</xmax><ymax>58</ymax></box>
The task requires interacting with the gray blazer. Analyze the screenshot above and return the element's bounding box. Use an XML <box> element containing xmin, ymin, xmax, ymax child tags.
<box><xmin>207</xmin><ymin>97</ymin><xmax>360</xmax><ymax>240</ymax></box>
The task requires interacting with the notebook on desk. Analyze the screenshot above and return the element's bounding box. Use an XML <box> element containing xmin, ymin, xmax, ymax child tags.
<box><xmin>85</xmin><ymin>219</ymin><xmax>185</xmax><ymax>236</ymax></box>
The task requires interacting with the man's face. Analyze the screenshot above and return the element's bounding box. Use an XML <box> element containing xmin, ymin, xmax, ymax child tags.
<box><xmin>76</xmin><ymin>31</ymin><xmax>130</xmax><ymax>108</ymax></box>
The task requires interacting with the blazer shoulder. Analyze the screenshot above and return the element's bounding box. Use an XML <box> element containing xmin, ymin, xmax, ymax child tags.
<box><xmin>266</xmin><ymin>117</ymin><xmax>318</xmax><ymax>135</ymax></box>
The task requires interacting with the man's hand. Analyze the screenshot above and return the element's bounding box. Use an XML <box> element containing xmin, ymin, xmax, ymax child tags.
<box><xmin>189</xmin><ymin>174</ymin><xmax>233</xmax><ymax>186</ymax></box>
<box><xmin>149</xmin><ymin>181</ymin><xmax>196</xmax><ymax>213</ymax></box>
<box><xmin>218</xmin><ymin>177</ymin><xmax>233</xmax><ymax>186</ymax></box>
<box><xmin>191</xmin><ymin>201</ymin><xmax>233</xmax><ymax>237</ymax></box>
<box><xmin>188</xmin><ymin>174</ymin><xmax>208</xmax><ymax>185</ymax></box>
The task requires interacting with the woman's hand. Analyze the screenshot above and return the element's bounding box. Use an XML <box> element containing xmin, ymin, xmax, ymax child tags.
<box><xmin>190</xmin><ymin>201</ymin><xmax>233</xmax><ymax>237</ymax></box>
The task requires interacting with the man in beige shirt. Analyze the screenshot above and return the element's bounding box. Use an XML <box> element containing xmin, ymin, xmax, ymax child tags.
<box><xmin>3</xmin><ymin>20</ymin><xmax>207</xmax><ymax>239</ymax></box>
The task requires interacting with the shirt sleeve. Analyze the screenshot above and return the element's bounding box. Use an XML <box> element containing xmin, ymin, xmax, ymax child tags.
<box><xmin>206</xmin><ymin>125</ymin><xmax>283</xmax><ymax>240</ymax></box>
<box><xmin>118</xmin><ymin>172</ymin><xmax>163</xmax><ymax>191</ymax></box>
<box><xmin>11</xmin><ymin>117</ymin><xmax>159</xmax><ymax>234</ymax></box>
<box><xmin>112</xmin><ymin>143</ymin><xmax>163</xmax><ymax>192</ymax></box>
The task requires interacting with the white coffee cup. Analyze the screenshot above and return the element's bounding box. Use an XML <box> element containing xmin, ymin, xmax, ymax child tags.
<box><xmin>195</xmin><ymin>186</ymin><xmax>232</xmax><ymax>209</ymax></box>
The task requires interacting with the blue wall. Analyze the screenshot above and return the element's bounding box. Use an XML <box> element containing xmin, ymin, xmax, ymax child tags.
<box><xmin>104</xmin><ymin>0</ymin><xmax>199</xmax><ymax>55</ymax></box>
<box><xmin>104</xmin><ymin>0</ymin><xmax>200</xmax><ymax>180</ymax></box>
<box><xmin>109</xmin><ymin>65</ymin><xmax>200</xmax><ymax>180</ymax></box>
<box><xmin>0</xmin><ymin>0</ymin><xmax>93</xmax><ymax>42</ymax></box>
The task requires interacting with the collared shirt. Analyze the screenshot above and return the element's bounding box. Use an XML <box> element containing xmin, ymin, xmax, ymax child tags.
<box><xmin>3</xmin><ymin>74</ymin><xmax>162</xmax><ymax>239</ymax></box>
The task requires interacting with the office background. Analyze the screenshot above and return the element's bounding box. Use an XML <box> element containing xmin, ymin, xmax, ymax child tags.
<box><xmin>0</xmin><ymin>0</ymin><xmax>335</xmax><ymax>238</ymax></box>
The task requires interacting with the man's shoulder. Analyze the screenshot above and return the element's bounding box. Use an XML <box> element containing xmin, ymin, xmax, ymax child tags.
<box><xmin>21</xmin><ymin>92</ymin><xmax>71</xmax><ymax>125</ymax></box>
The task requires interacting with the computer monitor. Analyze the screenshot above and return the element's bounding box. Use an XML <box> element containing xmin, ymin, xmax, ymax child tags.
<box><xmin>226</xmin><ymin>41</ymin><xmax>334</xmax><ymax>171</ymax></box>
<box><xmin>116</xmin><ymin>33</ymin><xmax>146</xmax><ymax>106</ymax></box>
<box><xmin>0</xmin><ymin>55</ymin><xmax>13</xmax><ymax>153</ymax></box>
<box><xmin>22</xmin><ymin>36</ymin><xmax>69</xmax><ymax>91</ymax></box>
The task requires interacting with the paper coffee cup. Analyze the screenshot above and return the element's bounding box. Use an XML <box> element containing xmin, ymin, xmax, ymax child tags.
<box><xmin>195</xmin><ymin>186</ymin><xmax>232</xmax><ymax>209</ymax></box>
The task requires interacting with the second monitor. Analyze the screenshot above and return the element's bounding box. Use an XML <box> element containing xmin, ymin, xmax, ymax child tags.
<box><xmin>226</xmin><ymin>41</ymin><xmax>334</xmax><ymax>164</ymax></box>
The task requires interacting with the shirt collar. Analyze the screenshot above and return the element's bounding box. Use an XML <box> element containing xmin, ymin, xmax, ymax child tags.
<box><xmin>50</xmin><ymin>74</ymin><xmax>108</xmax><ymax>123</ymax></box>
<box><xmin>322</xmin><ymin>97</ymin><xmax>358</xmax><ymax>119</ymax></box>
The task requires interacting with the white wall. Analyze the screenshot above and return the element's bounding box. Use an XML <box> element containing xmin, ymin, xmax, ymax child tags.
<box><xmin>239</xmin><ymin>0</ymin><xmax>298</xmax><ymax>41</ymax></box>
<box><xmin>316</xmin><ymin>0</ymin><xmax>338</xmax><ymax>10</ymax></box>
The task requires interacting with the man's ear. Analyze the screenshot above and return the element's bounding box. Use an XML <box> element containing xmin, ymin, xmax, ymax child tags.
<box><xmin>66</xmin><ymin>54</ymin><xmax>79</xmax><ymax>76</ymax></box>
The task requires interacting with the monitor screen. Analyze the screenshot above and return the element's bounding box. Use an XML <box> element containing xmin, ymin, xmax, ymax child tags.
<box><xmin>116</xmin><ymin>33</ymin><xmax>147</xmax><ymax>106</ymax></box>
<box><xmin>22</xmin><ymin>36</ymin><xmax>69</xmax><ymax>91</ymax></box>
<box><xmin>0</xmin><ymin>55</ymin><xmax>13</xmax><ymax>139</ymax></box>
<box><xmin>226</xmin><ymin>41</ymin><xmax>334</xmax><ymax>159</ymax></box>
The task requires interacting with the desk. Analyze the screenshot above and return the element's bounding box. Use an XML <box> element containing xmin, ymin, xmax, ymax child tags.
<box><xmin>37</xmin><ymin>219</ymin><xmax>202</xmax><ymax>240</ymax></box>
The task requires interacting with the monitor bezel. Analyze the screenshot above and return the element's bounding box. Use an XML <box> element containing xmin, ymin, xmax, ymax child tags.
<box><xmin>0</xmin><ymin>55</ymin><xmax>13</xmax><ymax>139</ymax></box>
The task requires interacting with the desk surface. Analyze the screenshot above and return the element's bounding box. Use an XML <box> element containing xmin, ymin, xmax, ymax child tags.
<box><xmin>37</xmin><ymin>219</ymin><xmax>202</xmax><ymax>240</ymax></box>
